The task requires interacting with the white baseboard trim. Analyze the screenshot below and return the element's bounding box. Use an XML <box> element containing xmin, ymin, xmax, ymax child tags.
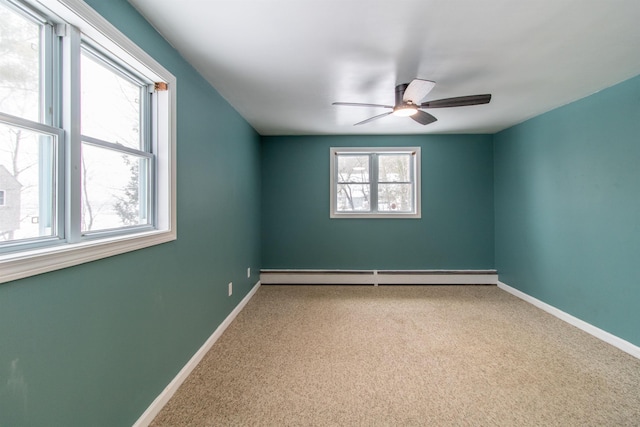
<box><xmin>497</xmin><ymin>281</ymin><xmax>640</xmax><ymax>360</ymax></box>
<box><xmin>133</xmin><ymin>280</ymin><xmax>262</xmax><ymax>427</ymax></box>
<box><xmin>260</xmin><ymin>269</ymin><xmax>498</xmax><ymax>285</ymax></box>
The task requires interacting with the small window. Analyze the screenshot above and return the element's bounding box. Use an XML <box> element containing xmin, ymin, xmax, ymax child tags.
<box><xmin>330</xmin><ymin>147</ymin><xmax>421</xmax><ymax>218</ymax></box>
<box><xmin>0</xmin><ymin>190</ymin><xmax>5</xmax><ymax>206</ymax></box>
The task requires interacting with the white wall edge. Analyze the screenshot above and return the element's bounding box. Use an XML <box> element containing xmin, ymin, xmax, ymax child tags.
<box><xmin>132</xmin><ymin>280</ymin><xmax>262</xmax><ymax>427</ymax></box>
<box><xmin>260</xmin><ymin>270</ymin><xmax>497</xmax><ymax>285</ymax></box>
<box><xmin>497</xmin><ymin>281</ymin><xmax>640</xmax><ymax>360</ymax></box>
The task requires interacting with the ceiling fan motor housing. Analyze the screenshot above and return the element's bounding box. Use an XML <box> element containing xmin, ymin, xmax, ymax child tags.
<box><xmin>395</xmin><ymin>83</ymin><xmax>410</xmax><ymax>106</ymax></box>
<box><xmin>393</xmin><ymin>83</ymin><xmax>419</xmax><ymax>116</ymax></box>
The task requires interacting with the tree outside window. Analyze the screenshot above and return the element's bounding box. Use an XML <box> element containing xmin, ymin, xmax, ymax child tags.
<box><xmin>330</xmin><ymin>147</ymin><xmax>421</xmax><ymax>219</ymax></box>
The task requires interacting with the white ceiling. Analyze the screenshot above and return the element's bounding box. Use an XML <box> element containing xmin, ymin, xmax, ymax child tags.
<box><xmin>127</xmin><ymin>0</ymin><xmax>640</xmax><ymax>136</ymax></box>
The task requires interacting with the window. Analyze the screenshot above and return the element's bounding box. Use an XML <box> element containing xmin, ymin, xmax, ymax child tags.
<box><xmin>0</xmin><ymin>0</ymin><xmax>176</xmax><ymax>284</ymax></box>
<box><xmin>80</xmin><ymin>47</ymin><xmax>152</xmax><ymax>233</ymax></box>
<box><xmin>330</xmin><ymin>147</ymin><xmax>421</xmax><ymax>218</ymax></box>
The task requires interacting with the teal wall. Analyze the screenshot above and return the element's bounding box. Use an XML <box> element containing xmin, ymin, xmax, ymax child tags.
<box><xmin>0</xmin><ymin>1</ymin><xmax>261</xmax><ymax>426</ymax></box>
<box><xmin>261</xmin><ymin>135</ymin><xmax>495</xmax><ymax>270</ymax></box>
<box><xmin>1</xmin><ymin>1</ymin><xmax>638</xmax><ymax>425</ymax></box>
<box><xmin>494</xmin><ymin>74</ymin><xmax>640</xmax><ymax>346</ymax></box>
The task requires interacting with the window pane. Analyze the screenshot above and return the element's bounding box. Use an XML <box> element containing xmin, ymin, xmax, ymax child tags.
<box><xmin>81</xmin><ymin>51</ymin><xmax>142</xmax><ymax>149</ymax></box>
<box><xmin>0</xmin><ymin>2</ymin><xmax>41</xmax><ymax>122</ymax></box>
<box><xmin>0</xmin><ymin>122</ymin><xmax>56</xmax><ymax>242</ymax></box>
<box><xmin>337</xmin><ymin>155</ymin><xmax>369</xmax><ymax>183</ymax></box>
<box><xmin>378</xmin><ymin>154</ymin><xmax>411</xmax><ymax>182</ymax></box>
<box><xmin>337</xmin><ymin>183</ymin><xmax>370</xmax><ymax>212</ymax></box>
<box><xmin>81</xmin><ymin>143</ymin><xmax>149</xmax><ymax>232</ymax></box>
<box><xmin>378</xmin><ymin>183</ymin><xmax>413</xmax><ymax>212</ymax></box>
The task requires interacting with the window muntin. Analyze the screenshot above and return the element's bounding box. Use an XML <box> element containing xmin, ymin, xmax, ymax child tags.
<box><xmin>331</xmin><ymin>147</ymin><xmax>421</xmax><ymax>219</ymax></box>
<box><xmin>0</xmin><ymin>0</ymin><xmax>176</xmax><ymax>284</ymax></box>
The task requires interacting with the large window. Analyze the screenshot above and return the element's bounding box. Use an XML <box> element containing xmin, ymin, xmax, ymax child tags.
<box><xmin>330</xmin><ymin>147</ymin><xmax>421</xmax><ymax>218</ymax></box>
<box><xmin>0</xmin><ymin>0</ymin><xmax>176</xmax><ymax>283</ymax></box>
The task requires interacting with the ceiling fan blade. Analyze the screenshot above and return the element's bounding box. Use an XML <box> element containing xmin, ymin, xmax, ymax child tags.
<box><xmin>411</xmin><ymin>110</ymin><xmax>438</xmax><ymax>125</ymax></box>
<box><xmin>420</xmin><ymin>94</ymin><xmax>492</xmax><ymax>109</ymax></box>
<box><xmin>354</xmin><ymin>112</ymin><xmax>393</xmax><ymax>126</ymax></box>
<box><xmin>333</xmin><ymin>102</ymin><xmax>393</xmax><ymax>109</ymax></box>
<box><xmin>402</xmin><ymin>79</ymin><xmax>436</xmax><ymax>103</ymax></box>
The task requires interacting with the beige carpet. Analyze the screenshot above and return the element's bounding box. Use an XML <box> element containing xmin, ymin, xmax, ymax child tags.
<box><xmin>150</xmin><ymin>285</ymin><xmax>640</xmax><ymax>426</ymax></box>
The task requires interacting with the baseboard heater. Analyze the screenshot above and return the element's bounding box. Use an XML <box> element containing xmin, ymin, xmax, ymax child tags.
<box><xmin>260</xmin><ymin>269</ymin><xmax>498</xmax><ymax>285</ymax></box>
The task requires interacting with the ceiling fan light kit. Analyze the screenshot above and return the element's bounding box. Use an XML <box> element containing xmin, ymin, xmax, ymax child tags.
<box><xmin>392</xmin><ymin>104</ymin><xmax>418</xmax><ymax>117</ymax></box>
<box><xmin>333</xmin><ymin>78</ymin><xmax>492</xmax><ymax>126</ymax></box>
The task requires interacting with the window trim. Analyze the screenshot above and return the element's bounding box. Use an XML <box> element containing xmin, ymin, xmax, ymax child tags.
<box><xmin>0</xmin><ymin>0</ymin><xmax>177</xmax><ymax>284</ymax></box>
<box><xmin>330</xmin><ymin>146</ymin><xmax>421</xmax><ymax>219</ymax></box>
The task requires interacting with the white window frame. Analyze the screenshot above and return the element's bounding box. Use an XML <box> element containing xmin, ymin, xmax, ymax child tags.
<box><xmin>79</xmin><ymin>43</ymin><xmax>155</xmax><ymax>236</ymax></box>
<box><xmin>330</xmin><ymin>147</ymin><xmax>421</xmax><ymax>219</ymax></box>
<box><xmin>0</xmin><ymin>0</ymin><xmax>176</xmax><ymax>284</ymax></box>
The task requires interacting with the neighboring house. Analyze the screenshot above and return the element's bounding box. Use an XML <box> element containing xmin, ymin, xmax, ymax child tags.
<box><xmin>0</xmin><ymin>164</ymin><xmax>22</xmax><ymax>237</ymax></box>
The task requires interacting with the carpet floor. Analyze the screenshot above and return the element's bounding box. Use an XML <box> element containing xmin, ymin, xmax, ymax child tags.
<box><xmin>150</xmin><ymin>285</ymin><xmax>640</xmax><ymax>426</ymax></box>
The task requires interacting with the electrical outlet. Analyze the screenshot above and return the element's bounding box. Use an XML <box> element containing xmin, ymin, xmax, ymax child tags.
<box><xmin>247</xmin><ymin>267</ymin><xmax>251</xmax><ymax>278</ymax></box>
<box><xmin>228</xmin><ymin>282</ymin><xmax>232</xmax><ymax>296</ymax></box>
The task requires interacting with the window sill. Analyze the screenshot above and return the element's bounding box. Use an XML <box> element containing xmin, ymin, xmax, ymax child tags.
<box><xmin>330</xmin><ymin>212</ymin><xmax>421</xmax><ymax>219</ymax></box>
<box><xmin>0</xmin><ymin>229</ymin><xmax>176</xmax><ymax>284</ymax></box>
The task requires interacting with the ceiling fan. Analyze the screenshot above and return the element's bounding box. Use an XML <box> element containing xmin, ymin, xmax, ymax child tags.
<box><xmin>332</xmin><ymin>79</ymin><xmax>491</xmax><ymax>126</ymax></box>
